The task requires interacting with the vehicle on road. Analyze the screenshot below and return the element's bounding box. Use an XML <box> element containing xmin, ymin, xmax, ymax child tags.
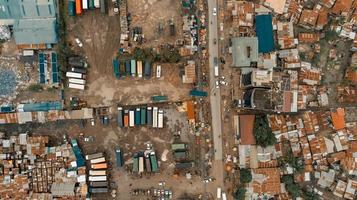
<box><xmin>217</xmin><ymin>187</ymin><xmax>222</xmax><ymax>199</ymax></box>
<box><xmin>215</xmin><ymin>80</ymin><xmax>220</xmax><ymax>88</ymax></box>
<box><xmin>75</xmin><ymin>38</ymin><xmax>83</xmax><ymax>47</ymax></box>
<box><xmin>213</xmin><ymin>7</ymin><xmax>217</xmax><ymax>16</ymax></box>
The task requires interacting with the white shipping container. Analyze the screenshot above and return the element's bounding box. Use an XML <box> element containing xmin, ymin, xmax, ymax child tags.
<box><xmin>129</xmin><ymin>110</ymin><xmax>135</xmax><ymax>127</ymax></box>
<box><xmin>152</xmin><ymin>107</ymin><xmax>158</xmax><ymax>128</ymax></box>
<box><xmin>66</xmin><ymin>71</ymin><xmax>83</xmax><ymax>79</ymax></box>
<box><xmin>158</xmin><ymin>109</ymin><xmax>164</xmax><ymax>128</ymax></box>
<box><xmin>94</xmin><ymin>0</ymin><xmax>100</xmax><ymax>8</ymax></box>
<box><xmin>139</xmin><ymin>157</ymin><xmax>144</xmax><ymax>173</ymax></box>
<box><xmin>82</xmin><ymin>0</ymin><xmax>88</xmax><ymax>9</ymax></box>
<box><xmin>68</xmin><ymin>83</ymin><xmax>85</xmax><ymax>90</ymax></box>
<box><xmin>88</xmin><ymin>176</ymin><xmax>107</xmax><ymax>182</ymax></box>
<box><xmin>89</xmin><ymin>170</ymin><xmax>107</xmax><ymax>176</ymax></box>
<box><xmin>68</xmin><ymin>78</ymin><xmax>86</xmax><ymax>85</ymax></box>
<box><xmin>90</xmin><ymin>157</ymin><xmax>106</xmax><ymax>164</ymax></box>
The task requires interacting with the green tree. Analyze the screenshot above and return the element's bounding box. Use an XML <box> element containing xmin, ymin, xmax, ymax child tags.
<box><xmin>253</xmin><ymin>116</ymin><xmax>276</xmax><ymax>147</ymax></box>
<box><xmin>239</xmin><ymin>169</ymin><xmax>252</xmax><ymax>184</ymax></box>
<box><xmin>282</xmin><ymin>175</ymin><xmax>301</xmax><ymax>199</ymax></box>
<box><xmin>233</xmin><ymin>187</ymin><xmax>246</xmax><ymax>200</ymax></box>
<box><xmin>303</xmin><ymin>190</ymin><xmax>320</xmax><ymax>200</ymax></box>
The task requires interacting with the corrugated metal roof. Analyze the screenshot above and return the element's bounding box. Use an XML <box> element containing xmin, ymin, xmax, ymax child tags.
<box><xmin>255</xmin><ymin>14</ymin><xmax>275</xmax><ymax>53</ymax></box>
<box><xmin>14</xmin><ymin>18</ymin><xmax>57</xmax><ymax>45</ymax></box>
<box><xmin>51</xmin><ymin>182</ymin><xmax>76</xmax><ymax>196</ymax></box>
<box><xmin>232</xmin><ymin>37</ymin><xmax>258</xmax><ymax>67</ymax></box>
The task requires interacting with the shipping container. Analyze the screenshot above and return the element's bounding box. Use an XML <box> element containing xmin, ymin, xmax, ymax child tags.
<box><xmin>117</xmin><ymin>107</ymin><xmax>123</xmax><ymax>127</ymax></box>
<box><xmin>82</xmin><ymin>0</ymin><xmax>88</xmax><ymax>9</ymax></box>
<box><xmin>145</xmin><ymin>155</ymin><xmax>152</xmax><ymax>172</ymax></box>
<box><xmin>75</xmin><ymin>0</ymin><xmax>82</xmax><ymax>14</ymax></box>
<box><xmin>147</xmin><ymin>107</ymin><xmax>153</xmax><ymax>126</ymax></box>
<box><xmin>89</xmin><ymin>187</ymin><xmax>108</xmax><ymax>193</ymax></box>
<box><xmin>91</xmin><ymin>163</ymin><xmax>108</xmax><ymax>169</ymax></box>
<box><xmin>151</xmin><ymin>95</ymin><xmax>167</xmax><ymax>102</ymax></box>
<box><xmin>125</xmin><ymin>60</ymin><xmax>131</xmax><ymax>76</ymax></box>
<box><xmin>89</xmin><ymin>170</ymin><xmax>107</xmax><ymax>176</ymax></box>
<box><xmin>174</xmin><ymin>151</ymin><xmax>187</xmax><ymax>160</ymax></box>
<box><xmin>124</xmin><ymin>110</ymin><xmax>129</xmax><ymax>127</ymax></box>
<box><xmin>88</xmin><ymin>176</ymin><xmax>107</xmax><ymax>182</ymax></box>
<box><xmin>158</xmin><ymin>109</ymin><xmax>164</xmax><ymax>128</ymax></box>
<box><xmin>89</xmin><ymin>181</ymin><xmax>108</xmax><ymax>188</ymax></box>
<box><xmin>152</xmin><ymin>107</ymin><xmax>158</xmax><ymax>128</ymax></box>
<box><xmin>66</xmin><ymin>71</ymin><xmax>84</xmax><ymax>79</ymax></box>
<box><xmin>94</xmin><ymin>0</ymin><xmax>100</xmax><ymax>8</ymax></box>
<box><xmin>68</xmin><ymin>56</ymin><xmax>85</xmax><ymax>67</ymax></box>
<box><xmin>131</xmin><ymin>59</ymin><xmax>136</xmax><ymax>77</ymax></box>
<box><xmin>115</xmin><ymin>148</ymin><xmax>124</xmax><ymax>167</ymax></box>
<box><xmin>100</xmin><ymin>0</ymin><xmax>107</xmax><ymax>13</ymax></box>
<box><xmin>150</xmin><ymin>152</ymin><xmax>159</xmax><ymax>172</ymax></box>
<box><xmin>189</xmin><ymin>89</ymin><xmax>207</xmax><ymax>97</ymax></box>
<box><xmin>68</xmin><ymin>0</ymin><xmax>76</xmax><ymax>16</ymax></box>
<box><xmin>144</xmin><ymin>61</ymin><xmax>151</xmax><ymax>79</ymax></box>
<box><xmin>133</xmin><ymin>156</ymin><xmax>139</xmax><ymax>172</ymax></box>
<box><xmin>135</xmin><ymin>108</ymin><xmax>141</xmax><ymax>125</ymax></box>
<box><xmin>86</xmin><ymin>152</ymin><xmax>104</xmax><ymax>160</ymax></box>
<box><xmin>139</xmin><ymin>156</ymin><xmax>144</xmax><ymax>173</ymax></box>
<box><xmin>71</xmin><ymin>67</ymin><xmax>87</xmax><ymax>74</ymax></box>
<box><xmin>88</xmin><ymin>0</ymin><xmax>95</xmax><ymax>9</ymax></box>
<box><xmin>171</xmin><ymin>143</ymin><xmax>188</xmax><ymax>151</ymax></box>
<box><xmin>68</xmin><ymin>83</ymin><xmax>85</xmax><ymax>90</ymax></box>
<box><xmin>129</xmin><ymin>110</ymin><xmax>135</xmax><ymax>127</ymax></box>
<box><xmin>90</xmin><ymin>157</ymin><xmax>106</xmax><ymax>164</ymax></box>
<box><xmin>140</xmin><ymin>107</ymin><xmax>146</xmax><ymax>125</ymax></box>
<box><xmin>68</xmin><ymin>78</ymin><xmax>86</xmax><ymax>85</ymax></box>
<box><xmin>137</xmin><ymin>60</ymin><xmax>143</xmax><ymax>78</ymax></box>
<box><xmin>112</xmin><ymin>59</ymin><xmax>120</xmax><ymax>79</ymax></box>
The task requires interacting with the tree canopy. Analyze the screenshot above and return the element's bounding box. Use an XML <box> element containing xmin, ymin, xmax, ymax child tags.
<box><xmin>233</xmin><ymin>187</ymin><xmax>246</xmax><ymax>200</ymax></box>
<box><xmin>282</xmin><ymin>175</ymin><xmax>301</xmax><ymax>199</ymax></box>
<box><xmin>253</xmin><ymin>115</ymin><xmax>276</xmax><ymax>147</ymax></box>
<box><xmin>240</xmin><ymin>169</ymin><xmax>252</xmax><ymax>184</ymax></box>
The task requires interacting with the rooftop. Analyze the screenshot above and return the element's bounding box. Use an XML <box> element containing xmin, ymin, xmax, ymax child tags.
<box><xmin>331</xmin><ymin>108</ymin><xmax>346</xmax><ymax>130</ymax></box>
<box><xmin>232</xmin><ymin>37</ymin><xmax>258</xmax><ymax>67</ymax></box>
<box><xmin>239</xmin><ymin>115</ymin><xmax>256</xmax><ymax>145</ymax></box>
<box><xmin>251</xmin><ymin>168</ymin><xmax>281</xmax><ymax>195</ymax></box>
<box><xmin>255</xmin><ymin>14</ymin><xmax>275</xmax><ymax>53</ymax></box>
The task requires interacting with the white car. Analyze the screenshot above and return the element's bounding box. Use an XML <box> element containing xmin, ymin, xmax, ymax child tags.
<box><xmin>90</xmin><ymin>118</ymin><xmax>95</xmax><ymax>126</ymax></box>
<box><xmin>75</xmin><ymin>38</ymin><xmax>83</xmax><ymax>47</ymax></box>
<box><xmin>213</xmin><ymin>8</ymin><xmax>217</xmax><ymax>16</ymax></box>
<box><xmin>215</xmin><ymin>80</ymin><xmax>220</xmax><ymax>88</ymax></box>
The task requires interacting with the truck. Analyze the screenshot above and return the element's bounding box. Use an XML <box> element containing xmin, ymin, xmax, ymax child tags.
<box><xmin>125</xmin><ymin>60</ymin><xmax>131</xmax><ymax>76</ymax></box>
<box><xmin>66</xmin><ymin>71</ymin><xmax>84</xmax><ymax>79</ymax></box>
<box><xmin>89</xmin><ymin>187</ymin><xmax>108</xmax><ymax>193</ymax></box>
<box><xmin>147</xmin><ymin>107</ymin><xmax>153</xmax><ymax>126</ymax></box>
<box><xmin>68</xmin><ymin>83</ymin><xmax>85</xmax><ymax>90</ymax></box>
<box><xmin>88</xmin><ymin>176</ymin><xmax>107</xmax><ymax>182</ymax></box>
<box><xmin>150</xmin><ymin>152</ymin><xmax>159</xmax><ymax>172</ymax></box>
<box><xmin>158</xmin><ymin>109</ymin><xmax>164</xmax><ymax>128</ymax></box>
<box><xmin>90</xmin><ymin>157</ymin><xmax>106</xmax><ymax>164</ymax></box>
<box><xmin>100</xmin><ymin>0</ymin><xmax>107</xmax><ymax>13</ymax></box>
<box><xmin>144</xmin><ymin>61</ymin><xmax>151</xmax><ymax>79</ymax></box>
<box><xmin>152</xmin><ymin>107</ymin><xmax>158</xmax><ymax>128</ymax></box>
<box><xmin>214</xmin><ymin>66</ymin><xmax>219</xmax><ymax>77</ymax></box>
<box><xmin>129</xmin><ymin>110</ymin><xmax>135</xmax><ymax>127</ymax></box>
<box><xmin>82</xmin><ymin>0</ymin><xmax>88</xmax><ymax>9</ymax></box>
<box><xmin>68</xmin><ymin>78</ymin><xmax>86</xmax><ymax>85</ymax></box>
<box><xmin>131</xmin><ymin>59</ymin><xmax>136</xmax><ymax>77</ymax></box>
<box><xmin>94</xmin><ymin>0</ymin><xmax>100</xmax><ymax>8</ymax></box>
<box><xmin>151</xmin><ymin>95</ymin><xmax>168</xmax><ymax>102</ymax></box>
<box><xmin>145</xmin><ymin>155</ymin><xmax>152</xmax><ymax>172</ymax></box>
<box><xmin>89</xmin><ymin>170</ymin><xmax>107</xmax><ymax>176</ymax></box>
<box><xmin>135</xmin><ymin>108</ymin><xmax>141</xmax><ymax>125</ymax></box>
<box><xmin>88</xmin><ymin>0</ymin><xmax>95</xmax><ymax>9</ymax></box>
<box><xmin>89</xmin><ymin>181</ymin><xmax>108</xmax><ymax>187</ymax></box>
<box><xmin>91</xmin><ymin>163</ymin><xmax>108</xmax><ymax>169</ymax></box>
<box><xmin>171</xmin><ymin>143</ymin><xmax>187</xmax><ymax>151</ymax></box>
<box><xmin>117</xmin><ymin>107</ymin><xmax>123</xmax><ymax>127</ymax></box>
<box><xmin>86</xmin><ymin>152</ymin><xmax>104</xmax><ymax>160</ymax></box>
<box><xmin>156</xmin><ymin>65</ymin><xmax>161</xmax><ymax>78</ymax></box>
<box><xmin>137</xmin><ymin>60</ymin><xmax>143</xmax><ymax>78</ymax></box>
<box><xmin>217</xmin><ymin>187</ymin><xmax>222</xmax><ymax>199</ymax></box>
<box><xmin>68</xmin><ymin>0</ymin><xmax>76</xmax><ymax>16</ymax></box>
<box><xmin>140</xmin><ymin>107</ymin><xmax>146</xmax><ymax>125</ymax></box>
<box><xmin>115</xmin><ymin>147</ymin><xmax>124</xmax><ymax>167</ymax></box>
<box><xmin>138</xmin><ymin>156</ymin><xmax>144</xmax><ymax>173</ymax></box>
<box><xmin>222</xmin><ymin>192</ymin><xmax>227</xmax><ymax>200</ymax></box>
<box><xmin>133</xmin><ymin>156</ymin><xmax>139</xmax><ymax>172</ymax></box>
<box><xmin>124</xmin><ymin>110</ymin><xmax>129</xmax><ymax>127</ymax></box>
<box><xmin>75</xmin><ymin>0</ymin><xmax>82</xmax><ymax>14</ymax></box>
<box><xmin>113</xmin><ymin>59</ymin><xmax>120</xmax><ymax>79</ymax></box>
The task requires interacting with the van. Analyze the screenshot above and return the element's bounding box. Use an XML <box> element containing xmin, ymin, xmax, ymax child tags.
<box><xmin>217</xmin><ymin>187</ymin><xmax>222</xmax><ymax>199</ymax></box>
<box><xmin>214</xmin><ymin>66</ymin><xmax>219</xmax><ymax>77</ymax></box>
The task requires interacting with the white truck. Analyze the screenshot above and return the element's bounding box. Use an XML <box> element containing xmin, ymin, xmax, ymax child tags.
<box><xmin>66</xmin><ymin>71</ymin><xmax>84</xmax><ymax>79</ymax></box>
<box><xmin>68</xmin><ymin>83</ymin><xmax>85</xmax><ymax>90</ymax></box>
<box><xmin>129</xmin><ymin>110</ymin><xmax>135</xmax><ymax>127</ymax></box>
<box><xmin>158</xmin><ymin>109</ymin><xmax>164</xmax><ymax>128</ymax></box>
<box><xmin>68</xmin><ymin>78</ymin><xmax>86</xmax><ymax>85</ymax></box>
<box><xmin>152</xmin><ymin>107</ymin><xmax>158</xmax><ymax>128</ymax></box>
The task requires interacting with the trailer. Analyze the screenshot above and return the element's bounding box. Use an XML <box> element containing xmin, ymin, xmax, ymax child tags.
<box><xmin>91</xmin><ymin>163</ymin><xmax>108</xmax><ymax>169</ymax></box>
<box><xmin>146</xmin><ymin>107</ymin><xmax>152</xmax><ymax>127</ymax></box>
<box><xmin>150</xmin><ymin>152</ymin><xmax>159</xmax><ymax>172</ymax></box>
<box><xmin>75</xmin><ymin>0</ymin><xmax>82</xmax><ymax>14</ymax></box>
<box><xmin>144</xmin><ymin>61</ymin><xmax>151</xmax><ymax>79</ymax></box>
<box><xmin>66</xmin><ymin>71</ymin><xmax>84</xmax><ymax>79</ymax></box>
<box><xmin>131</xmin><ymin>59</ymin><xmax>136</xmax><ymax>77</ymax></box>
<box><xmin>124</xmin><ymin>110</ymin><xmax>129</xmax><ymax>127</ymax></box>
<box><xmin>68</xmin><ymin>83</ymin><xmax>85</xmax><ymax>90</ymax></box>
<box><xmin>115</xmin><ymin>147</ymin><xmax>124</xmax><ymax>167</ymax></box>
<box><xmin>68</xmin><ymin>78</ymin><xmax>86</xmax><ymax>85</ymax></box>
<box><xmin>140</xmin><ymin>107</ymin><xmax>146</xmax><ymax>125</ymax></box>
<box><xmin>88</xmin><ymin>176</ymin><xmax>107</xmax><ymax>182</ymax></box>
<box><xmin>68</xmin><ymin>0</ymin><xmax>76</xmax><ymax>16</ymax></box>
<box><xmin>152</xmin><ymin>107</ymin><xmax>158</xmax><ymax>128</ymax></box>
<box><xmin>135</xmin><ymin>108</ymin><xmax>141</xmax><ymax>125</ymax></box>
<box><xmin>89</xmin><ymin>170</ymin><xmax>107</xmax><ymax>176</ymax></box>
<box><xmin>100</xmin><ymin>0</ymin><xmax>107</xmax><ymax>13</ymax></box>
<box><xmin>171</xmin><ymin>143</ymin><xmax>188</xmax><ymax>151</ymax></box>
<box><xmin>89</xmin><ymin>187</ymin><xmax>108</xmax><ymax>193</ymax></box>
<box><xmin>82</xmin><ymin>0</ymin><xmax>88</xmax><ymax>9</ymax></box>
<box><xmin>158</xmin><ymin>109</ymin><xmax>164</xmax><ymax>128</ymax></box>
<box><xmin>89</xmin><ymin>181</ymin><xmax>108</xmax><ymax>188</ymax></box>
<box><xmin>133</xmin><ymin>156</ymin><xmax>139</xmax><ymax>172</ymax></box>
<box><xmin>90</xmin><ymin>157</ymin><xmax>106</xmax><ymax>164</ymax></box>
<box><xmin>86</xmin><ymin>152</ymin><xmax>104</xmax><ymax>160</ymax></box>
<box><xmin>137</xmin><ymin>60</ymin><xmax>143</xmax><ymax>78</ymax></box>
<box><xmin>129</xmin><ymin>110</ymin><xmax>135</xmax><ymax>127</ymax></box>
<box><xmin>113</xmin><ymin>59</ymin><xmax>120</xmax><ymax>79</ymax></box>
<box><xmin>117</xmin><ymin>107</ymin><xmax>123</xmax><ymax>127</ymax></box>
<box><xmin>138</xmin><ymin>156</ymin><xmax>144</xmax><ymax>173</ymax></box>
<box><xmin>145</xmin><ymin>155</ymin><xmax>152</xmax><ymax>172</ymax></box>
<box><xmin>88</xmin><ymin>0</ymin><xmax>94</xmax><ymax>9</ymax></box>
<box><xmin>94</xmin><ymin>0</ymin><xmax>100</xmax><ymax>8</ymax></box>
<box><xmin>125</xmin><ymin>60</ymin><xmax>131</xmax><ymax>76</ymax></box>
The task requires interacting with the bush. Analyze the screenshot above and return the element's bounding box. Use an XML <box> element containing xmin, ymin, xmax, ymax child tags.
<box><xmin>233</xmin><ymin>187</ymin><xmax>246</xmax><ymax>200</ymax></box>
<box><xmin>253</xmin><ymin>115</ymin><xmax>276</xmax><ymax>147</ymax></box>
<box><xmin>240</xmin><ymin>169</ymin><xmax>252</xmax><ymax>184</ymax></box>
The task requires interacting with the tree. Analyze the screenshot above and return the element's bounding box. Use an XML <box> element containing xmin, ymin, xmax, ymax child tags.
<box><xmin>253</xmin><ymin>116</ymin><xmax>276</xmax><ymax>147</ymax></box>
<box><xmin>282</xmin><ymin>175</ymin><xmax>301</xmax><ymax>199</ymax></box>
<box><xmin>303</xmin><ymin>190</ymin><xmax>320</xmax><ymax>200</ymax></box>
<box><xmin>239</xmin><ymin>169</ymin><xmax>252</xmax><ymax>184</ymax></box>
<box><xmin>233</xmin><ymin>187</ymin><xmax>246</xmax><ymax>200</ymax></box>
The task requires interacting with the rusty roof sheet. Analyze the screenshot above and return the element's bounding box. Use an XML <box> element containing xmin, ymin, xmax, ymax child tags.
<box><xmin>298</xmin><ymin>33</ymin><xmax>320</xmax><ymax>43</ymax></box>
<box><xmin>186</xmin><ymin>101</ymin><xmax>195</xmax><ymax>121</ymax></box>
<box><xmin>239</xmin><ymin>115</ymin><xmax>256</xmax><ymax>145</ymax></box>
<box><xmin>252</xmin><ymin>168</ymin><xmax>281</xmax><ymax>195</ymax></box>
<box><xmin>299</xmin><ymin>9</ymin><xmax>318</xmax><ymax>27</ymax></box>
<box><xmin>331</xmin><ymin>108</ymin><xmax>346</xmax><ymax>130</ymax></box>
<box><xmin>331</xmin><ymin>0</ymin><xmax>353</xmax><ymax>15</ymax></box>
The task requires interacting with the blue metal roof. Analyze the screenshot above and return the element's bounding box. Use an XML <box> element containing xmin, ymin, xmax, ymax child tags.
<box><xmin>0</xmin><ymin>0</ymin><xmax>56</xmax><ymax>20</ymax></box>
<box><xmin>22</xmin><ymin>101</ymin><xmax>62</xmax><ymax>112</ymax></box>
<box><xmin>255</xmin><ymin>14</ymin><xmax>275</xmax><ymax>53</ymax></box>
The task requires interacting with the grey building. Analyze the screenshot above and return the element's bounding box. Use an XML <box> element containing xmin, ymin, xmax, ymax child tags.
<box><xmin>232</xmin><ymin>37</ymin><xmax>258</xmax><ymax>67</ymax></box>
<box><xmin>0</xmin><ymin>0</ymin><xmax>58</xmax><ymax>47</ymax></box>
